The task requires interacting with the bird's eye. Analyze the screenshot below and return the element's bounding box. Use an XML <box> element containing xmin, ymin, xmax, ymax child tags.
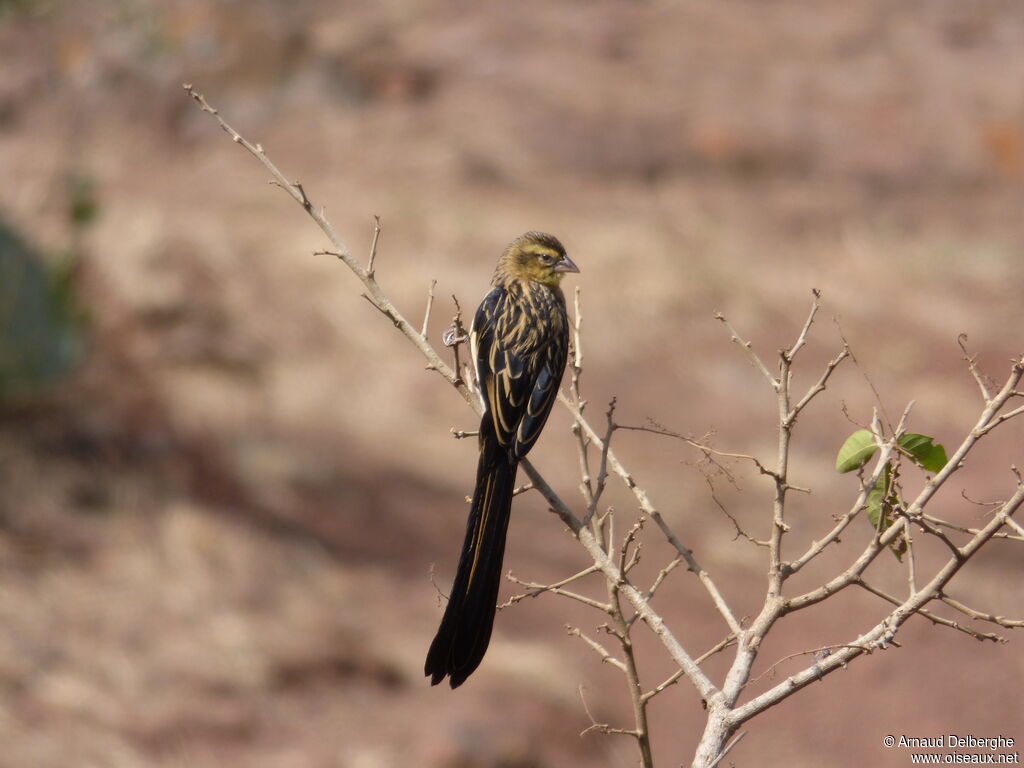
<box><xmin>538</xmin><ymin>253</ymin><xmax>554</xmax><ymax>265</ymax></box>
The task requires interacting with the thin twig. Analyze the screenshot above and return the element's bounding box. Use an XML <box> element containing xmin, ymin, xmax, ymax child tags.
<box><xmin>421</xmin><ymin>278</ymin><xmax>437</xmax><ymax>338</ymax></box>
<box><xmin>500</xmin><ymin>565</ymin><xmax>603</xmax><ymax>610</ymax></box>
<box><xmin>646</xmin><ymin>556</ymin><xmax>682</xmax><ymax>600</ymax></box>
<box><xmin>783</xmin><ymin>288</ymin><xmax>821</xmax><ymax>364</ymax></box>
<box><xmin>701</xmin><ymin>470</ymin><xmax>770</xmax><ymax>548</ymax></box>
<box><xmin>502</xmin><ymin>576</ymin><xmax>611</xmax><ymax>613</ymax></box>
<box><xmin>607</xmin><ymin>566</ymin><xmax>654</xmax><ymax>766</ymax></box>
<box><xmin>183</xmin><ymin>84</ymin><xmax>472</xmax><ymax>405</ymax></box>
<box><xmin>708</xmin><ymin>731</ymin><xmax>747</xmax><ymax>768</ymax></box>
<box><xmin>617</xmin><ymin>423</ymin><xmax>780</xmax><ymax>482</ymax></box>
<box><xmin>958</xmin><ymin>333</ymin><xmax>993</xmax><ymax>403</ymax></box>
<box><xmin>367</xmin><ymin>214</ymin><xmax>382</xmax><ymax>276</ymax></box>
<box><xmin>577</xmin><ymin>685</ymin><xmax>637</xmax><ymax>739</ymax></box>
<box><xmin>749</xmin><ymin>644</ymin><xmax>869</xmax><ymax>686</ymax></box>
<box><xmin>585</xmin><ymin>399</ymin><xmax>617</xmax><ymax>525</ymax></box>
<box><xmin>904</xmin><ymin>519</ymin><xmax>917</xmax><ymax>596</ymax></box>
<box><xmin>858</xmin><ymin>581</ymin><xmax>1006</xmax><ymax>642</ymax></box>
<box><xmin>715</xmin><ymin>311</ymin><xmax>778</xmax><ymax>390</ymax></box>
<box><xmin>567</xmin><ymin>626</ymin><xmax>627</xmax><ymax>672</ymax></box>
<box><xmin>939</xmin><ymin>594</ymin><xmax>1024</xmax><ymax>630</ymax></box>
<box><xmin>788</xmin><ymin>344</ymin><xmax>850</xmax><ymax>424</ymax></box>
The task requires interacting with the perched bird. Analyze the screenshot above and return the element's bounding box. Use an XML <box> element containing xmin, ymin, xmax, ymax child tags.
<box><xmin>425</xmin><ymin>232</ymin><xmax>579</xmax><ymax>688</ymax></box>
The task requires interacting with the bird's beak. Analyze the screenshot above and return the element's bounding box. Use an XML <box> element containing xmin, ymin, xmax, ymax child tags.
<box><xmin>554</xmin><ymin>255</ymin><xmax>580</xmax><ymax>274</ymax></box>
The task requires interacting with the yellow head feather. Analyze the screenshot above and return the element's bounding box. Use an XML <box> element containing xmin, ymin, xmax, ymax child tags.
<box><xmin>493</xmin><ymin>231</ymin><xmax>578</xmax><ymax>288</ymax></box>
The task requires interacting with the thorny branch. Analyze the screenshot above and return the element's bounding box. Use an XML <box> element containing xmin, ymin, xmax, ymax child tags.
<box><xmin>187</xmin><ymin>85</ymin><xmax>1024</xmax><ymax>768</ymax></box>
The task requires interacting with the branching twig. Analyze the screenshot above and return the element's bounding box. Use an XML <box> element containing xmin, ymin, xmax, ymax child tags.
<box><xmin>568</xmin><ymin>626</ymin><xmax>627</xmax><ymax>673</ymax></box>
<box><xmin>857</xmin><ymin>581</ymin><xmax>1006</xmax><ymax>643</ymax></box>
<box><xmin>563</xmin><ymin>394</ymin><xmax>743</xmax><ymax>638</ymax></box>
<box><xmin>732</xmin><ymin>482</ymin><xmax>1024</xmax><ymax>726</ymax></box>
<box><xmin>959</xmin><ymin>333</ymin><xmax>993</xmax><ymax>403</ymax></box>
<box><xmin>585</xmin><ymin>399</ymin><xmax>617</xmax><ymax>525</ymax></box>
<box><xmin>618</xmin><ymin>423</ymin><xmax>780</xmax><ymax>482</ymax></box>
<box><xmin>939</xmin><ymin>594</ymin><xmax>1024</xmax><ymax>630</ymax></box>
<box><xmin>500</xmin><ymin>566</ymin><xmax>607</xmax><ymax>612</ymax></box>
<box><xmin>714</xmin><ymin>311</ymin><xmax>778</xmax><ymax>390</ymax></box>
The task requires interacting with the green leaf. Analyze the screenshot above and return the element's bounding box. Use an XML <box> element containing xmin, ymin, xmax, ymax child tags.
<box><xmin>836</xmin><ymin>429</ymin><xmax>878</xmax><ymax>473</ymax></box>
<box><xmin>897</xmin><ymin>433</ymin><xmax>948</xmax><ymax>474</ymax></box>
<box><xmin>865</xmin><ymin>463</ymin><xmax>891</xmax><ymax>530</ymax></box>
<box><xmin>864</xmin><ymin>463</ymin><xmax>906</xmax><ymax>561</ymax></box>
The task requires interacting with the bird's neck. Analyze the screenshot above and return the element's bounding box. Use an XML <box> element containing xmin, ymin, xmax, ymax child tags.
<box><xmin>498</xmin><ymin>275</ymin><xmax>566</xmax><ymax>306</ymax></box>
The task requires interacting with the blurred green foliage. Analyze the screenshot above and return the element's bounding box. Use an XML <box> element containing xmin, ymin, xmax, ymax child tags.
<box><xmin>0</xmin><ymin>219</ymin><xmax>86</xmax><ymax>403</ymax></box>
<box><xmin>0</xmin><ymin>0</ymin><xmax>50</xmax><ymax>18</ymax></box>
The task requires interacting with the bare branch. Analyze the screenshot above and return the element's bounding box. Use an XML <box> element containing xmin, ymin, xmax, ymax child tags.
<box><xmin>421</xmin><ymin>278</ymin><xmax>437</xmax><ymax>338</ymax></box>
<box><xmin>908</xmin><ymin>513</ymin><xmax>964</xmax><ymax>559</ymax></box>
<box><xmin>958</xmin><ymin>333</ymin><xmax>993</xmax><ymax>403</ymax></box>
<box><xmin>577</xmin><ymin>685</ymin><xmax>637</xmax><ymax>739</ymax></box>
<box><xmin>646</xmin><ymin>634</ymin><xmax>736</xmax><ymax>697</ymax></box>
<box><xmin>715</xmin><ymin>311</ymin><xmax>779</xmax><ymax>390</ymax></box>
<box><xmin>641</xmin><ymin>669</ymin><xmax>684</xmax><ymax>703</ymax></box>
<box><xmin>975</xmin><ymin>402</ymin><xmax>1024</xmax><ymax>436</ymax></box>
<box><xmin>857</xmin><ymin>581</ymin><xmax>1005</xmax><ymax>643</ymax></box>
<box><xmin>749</xmin><ymin>643</ymin><xmax>869</xmax><ymax>686</ymax></box>
<box><xmin>923</xmin><ymin>509</ymin><xmax>1023</xmax><ymax>542</ymax></box>
<box><xmin>646</xmin><ymin>556</ymin><xmax>682</xmax><ymax>600</ymax></box>
<box><xmin>512</xmin><ymin>482</ymin><xmax>534</xmax><ymax>497</ymax></box>
<box><xmin>788</xmin><ymin>344</ymin><xmax>850</xmax><ymax>423</ymax></box>
<box><xmin>367</xmin><ymin>215</ymin><xmax>382</xmax><ymax>275</ymax></box>
<box><xmin>939</xmin><ymin>594</ymin><xmax>1024</xmax><ymax>630</ymax></box>
<box><xmin>1004</xmin><ymin>515</ymin><xmax>1024</xmax><ymax>540</ymax></box>
<box><xmin>619</xmin><ymin>516</ymin><xmax>645</xmax><ymax>574</ymax></box>
<box><xmin>606</xmin><ymin>566</ymin><xmax>655</xmax><ymax>766</ymax></box>
<box><xmin>708</xmin><ymin>731</ymin><xmax>747</xmax><ymax>768</ymax></box>
<box><xmin>619</xmin><ymin>422</ymin><xmax>780</xmax><ymax>482</ymax></box>
<box><xmin>783</xmin><ymin>288</ymin><xmax>821</xmax><ymax>364</ymax></box>
<box><xmin>563</xmin><ymin>394</ymin><xmax>743</xmax><ymax>637</ymax></box>
<box><xmin>701</xmin><ymin>471</ymin><xmax>770</xmax><ymax>548</ymax></box>
<box><xmin>184</xmin><ymin>85</ymin><xmax>474</xmax><ymax>409</ymax></box>
<box><xmin>501</xmin><ymin>567</ymin><xmax>608</xmax><ymax>612</ymax></box>
<box><xmin>585</xmin><ymin>399</ymin><xmax>617</xmax><ymax>525</ymax></box>
<box><xmin>516</xmin><ymin>456</ymin><xmax>721</xmax><ymax>703</ymax></box>
<box><xmin>904</xmin><ymin>519</ymin><xmax>917</xmax><ymax>596</ymax></box>
<box><xmin>567</xmin><ymin>626</ymin><xmax>627</xmax><ymax>673</ymax></box>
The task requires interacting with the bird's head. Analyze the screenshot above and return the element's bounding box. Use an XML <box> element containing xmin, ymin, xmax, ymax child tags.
<box><xmin>495</xmin><ymin>231</ymin><xmax>579</xmax><ymax>288</ymax></box>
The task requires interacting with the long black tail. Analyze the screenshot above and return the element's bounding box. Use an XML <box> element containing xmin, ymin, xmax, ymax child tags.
<box><xmin>425</xmin><ymin>454</ymin><xmax>518</xmax><ymax>688</ymax></box>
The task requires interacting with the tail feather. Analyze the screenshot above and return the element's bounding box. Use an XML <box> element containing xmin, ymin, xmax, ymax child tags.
<box><xmin>425</xmin><ymin>457</ymin><xmax>517</xmax><ymax>687</ymax></box>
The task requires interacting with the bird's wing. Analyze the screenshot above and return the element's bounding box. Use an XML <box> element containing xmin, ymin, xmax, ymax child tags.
<box><xmin>472</xmin><ymin>284</ymin><xmax>567</xmax><ymax>461</ymax></box>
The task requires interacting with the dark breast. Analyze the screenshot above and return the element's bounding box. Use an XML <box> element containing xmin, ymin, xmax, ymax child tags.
<box><xmin>476</xmin><ymin>279</ymin><xmax>570</xmax><ymax>461</ymax></box>
<box><xmin>493</xmin><ymin>280</ymin><xmax>567</xmax><ymax>357</ymax></box>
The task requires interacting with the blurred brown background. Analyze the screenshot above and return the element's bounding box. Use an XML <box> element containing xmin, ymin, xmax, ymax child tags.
<box><xmin>1</xmin><ymin>1</ymin><xmax>1022</xmax><ymax>766</ymax></box>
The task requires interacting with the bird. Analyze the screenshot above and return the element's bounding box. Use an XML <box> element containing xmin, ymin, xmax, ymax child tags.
<box><xmin>425</xmin><ymin>231</ymin><xmax>579</xmax><ymax>688</ymax></box>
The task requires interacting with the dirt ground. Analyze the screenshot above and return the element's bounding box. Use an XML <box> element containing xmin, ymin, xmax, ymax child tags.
<box><xmin>1</xmin><ymin>1</ymin><xmax>1022</xmax><ymax>766</ymax></box>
